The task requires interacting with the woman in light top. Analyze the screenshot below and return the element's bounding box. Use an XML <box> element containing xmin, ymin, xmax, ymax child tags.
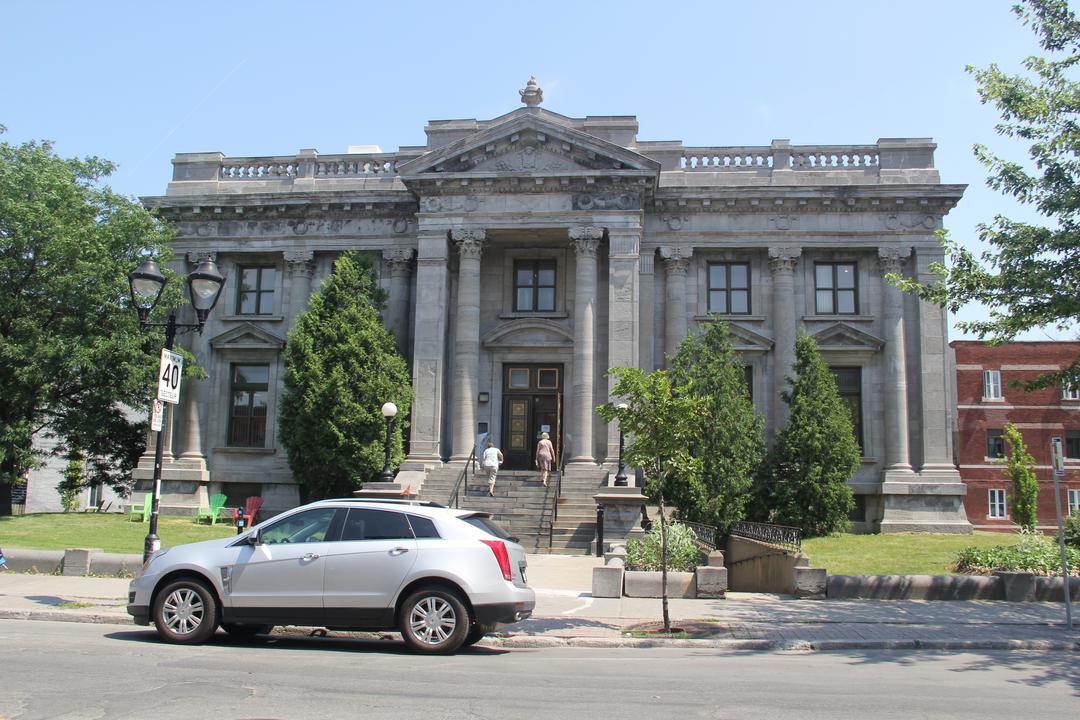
<box><xmin>535</xmin><ymin>432</ymin><xmax>555</xmax><ymax>487</ymax></box>
<box><xmin>481</xmin><ymin>439</ymin><xmax>504</xmax><ymax>496</ymax></box>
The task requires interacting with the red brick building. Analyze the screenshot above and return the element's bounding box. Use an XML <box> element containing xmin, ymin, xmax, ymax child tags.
<box><xmin>952</xmin><ymin>341</ymin><xmax>1080</xmax><ymax>530</ymax></box>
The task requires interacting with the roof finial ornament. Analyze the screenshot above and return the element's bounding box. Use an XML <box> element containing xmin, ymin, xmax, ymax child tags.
<box><xmin>519</xmin><ymin>76</ymin><xmax>543</xmax><ymax>107</ymax></box>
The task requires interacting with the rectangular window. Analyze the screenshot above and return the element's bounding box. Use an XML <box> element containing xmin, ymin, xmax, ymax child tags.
<box><xmin>513</xmin><ymin>260</ymin><xmax>556</xmax><ymax>312</ymax></box>
<box><xmin>1068</xmin><ymin>489</ymin><xmax>1080</xmax><ymax>516</ymax></box>
<box><xmin>987</xmin><ymin>429</ymin><xmax>1005</xmax><ymax>459</ymax></box>
<box><xmin>983</xmin><ymin>369</ymin><xmax>1003</xmax><ymax>400</ymax></box>
<box><xmin>1063</xmin><ymin>383</ymin><xmax>1080</xmax><ymax>401</ymax></box>
<box><xmin>1066</xmin><ymin>431</ymin><xmax>1080</xmax><ymax>459</ymax></box>
<box><xmin>237</xmin><ymin>266</ymin><xmax>276</xmax><ymax>315</ymax></box>
<box><xmin>707</xmin><ymin>262</ymin><xmax>750</xmax><ymax>314</ymax></box>
<box><xmin>831</xmin><ymin>366</ymin><xmax>863</xmax><ymax>450</ymax></box>
<box><xmin>228</xmin><ymin>364</ymin><xmax>269</xmax><ymax>447</ymax></box>
<box><xmin>988</xmin><ymin>489</ymin><xmax>1007</xmax><ymax>519</ymax></box>
<box><xmin>815</xmin><ymin>262</ymin><xmax>858</xmax><ymax>315</ymax></box>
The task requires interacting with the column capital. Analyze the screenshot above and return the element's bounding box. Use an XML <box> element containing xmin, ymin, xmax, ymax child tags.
<box><xmin>186</xmin><ymin>251</ymin><xmax>217</xmax><ymax>266</ymax></box>
<box><xmin>383</xmin><ymin>247</ymin><xmax>416</xmax><ymax>273</ymax></box>
<box><xmin>451</xmin><ymin>228</ymin><xmax>485</xmax><ymax>259</ymax></box>
<box><xmin>283</xmin><ymin>250</ymin><xmax>315</xmax><ymax>276</ymax></box>
<box><xmin>768</xmin><ymin>245</ymin><xmax>802</xmax><ymax>274</ymax></box>
<box><xmin>569</xmin><ymin>226</ymin><xmax>603</xmax><ymax>256</ymax></box>
<box><xmin>659</xmin><ymin>246</ymin><xmax>692</xmax><ymax>274</ymax></box>
<box><xmin>878</xmin><ymin>246</ymin><xmax>912</xmax><ymax>276</ymax></box>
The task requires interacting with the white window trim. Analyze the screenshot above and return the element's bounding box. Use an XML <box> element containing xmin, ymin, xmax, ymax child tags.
<box><xmin>1068</xmin><ymin>489</ymin><xmax>1080</xmax><ymax>516</ymax></box>
<box><xmin>1063</xmin><ymin>384</ymin><xmax>1080</xmax><ymax>401</ymax></box>
<box><xmin>988</xmin><ymin>488</ymin><xmax>1007</xmax><ymax>519</ymax></box>
<box><xmin>983</xmin><ymin>370</ymin><xmax>1003</xmax><ymax>401</ymax></box>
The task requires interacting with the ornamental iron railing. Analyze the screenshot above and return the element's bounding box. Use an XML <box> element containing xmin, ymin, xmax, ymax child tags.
<box><xmin>679</xmin><ymin>519</ymin><xmax>720</xmax><ymax>551</ymax></box>
<box><xmin>730</xmin><ymin>521</ymin><xmax>802</xmax><ymax>553</ymax></box>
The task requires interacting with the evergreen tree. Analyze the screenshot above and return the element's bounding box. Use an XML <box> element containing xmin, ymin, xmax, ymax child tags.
<box><xmin>1001</xmin><ymin>423</ymin><xmax>1038</xmax><ymax>531</ymax></box>
<box><xmin>669</xmin><ymin>321</ymin><xmax>766</xmax><ymax>534</ymax></box>
<box><xmin>765</xmin><ymin>333</ymin><xmax>860</xmax><ymax>537</ymax></box>
<box><xmin>278</xmin><ymin>252</ymin><xmax>411</xmax><ymax>500</ymax></box>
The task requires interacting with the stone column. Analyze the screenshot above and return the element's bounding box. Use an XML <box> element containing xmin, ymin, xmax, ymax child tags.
<box><xmin>382</xmin><ymin>248</ymin><xmax>415</xmax><ymax>354</ymax></box>
<box><xmin>450</xmin><ymin>228</ymin><xmax>485</xmax><ymax>462</ymax></box>
<box><xmin>607</xmin><ymin>227</ymin><xmax>641</xmax><ymax>460</ymax></box>
<box><xmin>915</xmin><ymin>250</ymin><xmax>961</xmax><ymax>476</ymax></box>
<box><xmin>638</xmin><ymin>250</ymin><xmax>656</xmax><ymax>373</ymax></box>
<box><xmin>879</xmin><ymin>247</ymin><xmax>913</xmax><ymax>474</ymax></box>
<box><xmin>406</xmin><ymin>232</ymin><xmax>451</xmax><ymax>463</ymax></box>
<box><xmin>660</xmin><ymin>246</ymin><xmax>692</xmax><ymax>364</ymax></box>
<box><xmin>768</xmin><ymin>246</ymin><xmax>802</xmax><ymax>433</ymax></box>
<box><xmin>284</xmin><ymin>250</ymin><xmax>316</xmax><ymax>326</ymax></box>
<box><xmin>569</xmin><ymin>226</ymin><xmax>602</xmax><ymax>463</ymax></box>
<box><xmin>176</xmin><ymin>257</ymin><xmax>212</xmax><ymax>482</ymax></box>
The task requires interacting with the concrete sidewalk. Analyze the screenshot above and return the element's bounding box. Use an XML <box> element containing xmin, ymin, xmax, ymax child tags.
<box><xmin>0</xmin><ymin>554</ymin><xmax>1077</xmax><ymax>652</ymax></box>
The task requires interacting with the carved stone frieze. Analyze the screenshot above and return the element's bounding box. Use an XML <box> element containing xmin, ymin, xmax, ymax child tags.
<box><xmin>174</xmin><ymin>217</ymin><xmax>415</xmax><ymax>240</ymax></box>
<box><xmin>885</xmin><ymin>213</ymin><xmax>937</xmax><ymax>230</ymax></box>
<box><xmin>660</xmin><ymin>215</ymin><xmax>688</xmax><ymax>231</ymax></box>
<box><xmin>569</xmin><ymin>226</ymin><xmax>603</xmax><ymax>256</ymax></box>
<box><xmin>572</xmin><ymin>193</ymin><xmax>640</xmax><ymax>211</ymax></box>
<box><xmin>768</xmin><ymin>246</ymin><xmax>802</xmax><ymax>274</ymax></box>
<box><xmin>769</xmin><ymin>214</ymin><xmax>800</xmax><ymax>231</ymax></box>
<box><xmin>421</xmin><ymin>196</ymin><xmax>480</xmax><ymax>213</ymax></box>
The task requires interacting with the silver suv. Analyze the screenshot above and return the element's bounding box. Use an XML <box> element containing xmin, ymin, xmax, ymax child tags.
<box><xmin>127</xmin><ymin>498</ymin><xmax>535</xmax><ymax>653</ymax></box>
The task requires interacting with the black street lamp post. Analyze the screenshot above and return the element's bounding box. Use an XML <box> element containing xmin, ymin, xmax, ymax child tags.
<box><xmin>129</xmin><ymin>257</ymin><xmax>225</xmax><ymax>564</ymax></box>
<box><xmin>614</xmin><ymin>402</ymin><xmax>629</xmax><ymax>486</ymax></box>
<box><xmin>380</xmin><ymin>402</ymin><xmax>398</xmax><ymax>482</ymax></box>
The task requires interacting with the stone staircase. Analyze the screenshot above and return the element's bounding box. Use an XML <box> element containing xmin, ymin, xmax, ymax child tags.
<box><xmin>417</xmin><ymin>463</ymin><xmax>610</xmax><ymax>554</ymax></box>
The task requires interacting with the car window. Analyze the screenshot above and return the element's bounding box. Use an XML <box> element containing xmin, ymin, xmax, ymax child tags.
<box><xmin>340</xmin><ymin>508</ymin><xmax>413</xmax><ymax>541</ymax></box>
<box><xmin>462</xmin><ymin>514</ymin><xmax>512</xmax><ymax>539</ymax></box>
<box><xmin>260</xmin><ymin>508</ymin><xmax>337</xmax><ymax>545</ymax></box>
<box><xmin>406</xmin><ymin>514</ymin><xmax>440</xmax><ymax>538</ymax></box>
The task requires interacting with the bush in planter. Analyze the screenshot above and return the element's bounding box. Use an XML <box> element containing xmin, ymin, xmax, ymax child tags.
<box><xmin>1063</xmin><ymin>513</ymin><xmax>1080</xmax><ymax>550</ymax></box>
<box><xmin>954</xmin><ymin>530</ymin><xmax>1080</xmax><ymax>576</ymax></box>
<box><xmin>626</xmin><ymin>521</ymin><xmax>701</xmax><ymax>572</ymax></box>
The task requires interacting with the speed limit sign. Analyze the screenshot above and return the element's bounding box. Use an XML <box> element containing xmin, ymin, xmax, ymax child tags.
<box><xmin>157</xmin><ymin>349</ymin><xmax>183</xmax><ymax>404</ymax></box>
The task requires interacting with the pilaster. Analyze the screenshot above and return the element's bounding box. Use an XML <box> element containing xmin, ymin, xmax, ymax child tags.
<box><xmin>382</xmin><ymin>247</ymin><xmax>415</xmax><ymax>354</ymax></box>
<box><xmin>607</xmin><ymin>226</ymin><xmax>641</xmax><ymax>460</ymax></box>
<box><xmin>878</xmin><ymin>247</ymin><xmax>914</xmax><ymax>476</ymax></box>
<box><xmin>638</xmin><ymin>250</ymin><xmax>656</xmax><ymax>373</ymax></box>
<box><xmin>659</xmin><ymin>246</ymin><xmax>692</xmax><ymax>364</ymax></box>
<box><xmin>569</xmin><ymin>226</ymin><xmax>602</xmax><ymax>464</ymax></box>
<box><xmin>406</xmin><ymin>231</ymin><xmax>451</xmax><ymax>463</ymax></box>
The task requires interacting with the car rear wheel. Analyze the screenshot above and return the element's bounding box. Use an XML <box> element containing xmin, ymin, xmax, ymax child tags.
<box><xmin>221</xmin><ymin>622</ymin><xmax>273</xmax><ymax>639</ymax></box>
<box><xmin>153</xmin><ymin>578</ymin><xmax>218</xmax><ymax>645</ymax></box>
<box><xmin>399</xmin><ymin>588</ymin><xmax>469</xmax><ymax>654</ymax></box>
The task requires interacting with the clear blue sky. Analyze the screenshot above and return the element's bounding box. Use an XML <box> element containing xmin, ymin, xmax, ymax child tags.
<box><xmin>2</xmin><ymin>0</ymin><xmax>1065</xmax><ymax>339</ymax></box>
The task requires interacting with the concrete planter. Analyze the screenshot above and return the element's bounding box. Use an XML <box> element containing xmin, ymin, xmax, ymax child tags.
<box><xmin>623</xmin><ymin>570</ymin><xmax>697</xmax><ymax>598</ymax></box>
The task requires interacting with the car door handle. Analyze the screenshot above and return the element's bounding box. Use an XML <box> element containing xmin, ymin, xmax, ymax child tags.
<box><xmin>302</xmin><ymin>553</ymin><xmax>320</xmax><ymax>561</ymax></box>
<box><xmin>389</xmin><ymin>547</ymin><xmax>410</xmax><ymax>556</ymax></box>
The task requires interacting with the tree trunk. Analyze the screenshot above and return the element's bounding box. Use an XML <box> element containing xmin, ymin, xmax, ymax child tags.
<box><xmin>0</xmin><ymin>456</ymin><xmax>13</xmax><ymax>516</ymax></box>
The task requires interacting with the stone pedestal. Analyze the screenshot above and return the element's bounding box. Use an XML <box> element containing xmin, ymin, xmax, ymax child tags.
<box><xmin>879</xmin><ymin>479</ymin><xmax>972</xmax><ymax>533</ymax></box>
<box><xmin>353</xmin><ymin>482</ymin><xmax>419</xmax><ymax>500</ymax></box>
<box><xmin>592</xmin><ymin>487</ymin><xmax>646</xmax><ymax>553</ymax></box>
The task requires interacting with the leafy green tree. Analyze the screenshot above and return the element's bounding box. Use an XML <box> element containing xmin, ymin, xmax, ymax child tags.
<box><xmin>1000</xmin><ymin>423</ymin><xmax>1039</xmax><ymax>531</ymax></box>
<box><xmin>598</xmin><ymin>367</ymin><xmax>704</xmax><ymax>633</ymax></box>
<box><xmin>893</xmin><ymin>0</ymin><xmax>1080</xmax><ymax>390</ymax></box>
<box><xmin>278</xmin><ymin>252</ymin><xmax>411</xmax><ymax>500</ymax></box>
<box><xmin>764</xmin><ymin>333</ymin><xmax>860</xmax><ymax>537</ymax></box>
<box><xmin>669</xmin><ymin>321</ymin><xmax>766</xmax><ymax>534</ymax></box>
<box><xmin>0</xmin><ymin>129</ymin><xmax>174</xmax><ymax>515</ymax></box>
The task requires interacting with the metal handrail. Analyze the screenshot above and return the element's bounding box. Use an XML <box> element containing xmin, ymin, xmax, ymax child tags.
<box><xmin>730</xmin><ymin>521</ymin><xmax>803</xmax><ymax>553</ymax></box>
<box><xmin>447</xmin><ymin>445</ymin><xmax>476</xmax><ymax>509</ymax></box>
<box><xmin>547</xmin><ymin>464</ymin><xmax>562</xmax><ymax>548</ymax></box>
<box><xmin>679</xmin><ymin>519</ymin><xmax>720</xmax><ymax>551</ymax></box>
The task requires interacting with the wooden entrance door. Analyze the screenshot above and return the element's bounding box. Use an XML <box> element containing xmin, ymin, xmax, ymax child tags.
<box><xmin>500</xmin><ymin>365</ymin><xmax>562</xmax><ymax>471</ymax></box>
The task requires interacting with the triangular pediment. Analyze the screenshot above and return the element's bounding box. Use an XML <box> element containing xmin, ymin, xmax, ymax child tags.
<box><xmin>398</xmin><ymin>111</ymin><xmax>660</xmax><ymax>181</ymax></box>
<box><xmin>209</xmin><ymin>322</ymin><xmax>286</xmax><ymax>351</ymax></box>
<box><xmin>481</xmin><ymin>319</ymin><xmax>574</xmax><ymax>350</ymax></box>
<box><xmin>696</xmin><ymin>318</ymin><xmax>774</xmax><ymax>353</ymax></box>
<box><xmin>812</xmin><ymin>323</ymin><xmax>884</xmax><ymax>352</ymax></box>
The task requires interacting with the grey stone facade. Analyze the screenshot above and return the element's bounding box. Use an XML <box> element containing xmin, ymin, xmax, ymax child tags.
<box><xmin>140</xmin><ymin>80</ymin><xmax>972</xmax><ymax>532</ymax></box>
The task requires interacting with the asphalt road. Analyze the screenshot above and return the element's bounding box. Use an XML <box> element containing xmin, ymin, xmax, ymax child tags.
<box><xmin>0</xmin><ymin>619</ymin><xmax>1075</xmax><ymax>720</ymax></box>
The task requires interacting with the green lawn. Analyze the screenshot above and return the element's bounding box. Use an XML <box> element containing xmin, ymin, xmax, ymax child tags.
<box><xmin>801</xmin><ymin>531</ymin><xmax>1026</xmax><ymax>576</ymax></box>
<box><xmin>0</xmin><ymin>513</ymin><xmax>236</xmax><ymax>554</ymax></box>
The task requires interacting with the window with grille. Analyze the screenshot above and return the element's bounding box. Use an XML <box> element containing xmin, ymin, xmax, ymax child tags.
<box><xmin>830</xmin><ymin>366</ymin><xmax>863</xmax><ymax>450</ymax></box>
<box><xmin>707</xmin><ymin>262</ymin><xmax>750</xmax><ymax>314</ymax></box>
<box><xmin>1066</xmin><ymin>431</ymin><xmax>1080</xmax><ymax>459</ymax></box>
<box><xmin>983</xmin><ymin>370</ymin><xmax>1003</xmax><ymax>400</ymax></box>
<box><xmin>228</xmin><ymin>364</ymin><xmax>269</xmax><ymax>447</ymax></box>
<box><xmin>815</xmin><ymin>262</ymin><xmax>858</xmax><ymax>314</ymax></box>
<box><xmin>988</xmin><ymin>488</ymin><xmax>1007</xmax><ymax>519</ymax></box>
<box><xmin>513</xmin><ymin>260</ymin><xmax>556</xmax><ymax>312</ymax></box>
<box><xmin>237</xmin><ymin>266</ymin><xmax>276</xmax><ymax>315</ymax></box>
<box><xmin>987</xmin><ymin>429</ymin><xmax>1005</xmax><ymax>459</ymax></box>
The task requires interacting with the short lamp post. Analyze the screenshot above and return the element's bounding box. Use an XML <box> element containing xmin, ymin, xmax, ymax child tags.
<box><xmin>380</xmin><ymin>402</ymin><xmax>398</xmax><ymax>483</ymax></box>
<box><xmin>614</xmin><ymin>402</ymin><xmax>629</xmax><ymax>486</ymax></box>
<box><xmin>129</xmin><ymin>257</ymin><xmax>225</xmax><ymax>564</ymax></box>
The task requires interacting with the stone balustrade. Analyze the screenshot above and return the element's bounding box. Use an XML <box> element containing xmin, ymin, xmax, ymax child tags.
<box><xmin>681</xmin><ymin>147</ymin><xmax>773</xmax><ymax>170</ymax></box>
<box><xmin>681</xmin><ymin>144</ymin><xmax>881</xmax><ymax>171</ymax></box>
<box><xmin>202</xmin><ymin>150</ymin><xmax>424</xmax><ymax>183</ymax></box>
<box><xmin>220</xmin><ymin>157</ymin><xmax>302</xmax><ymax>179</ymax></box>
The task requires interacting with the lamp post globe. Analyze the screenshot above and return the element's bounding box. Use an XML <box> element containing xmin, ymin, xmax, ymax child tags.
<box><xmin>128</xmin><ymin>260</ymin><xmax>167</xmax><ymax>325</ymax></box>
<box><xmin>614</xmin><ymin>402</ymin><xmax>629</xmax><ymax>486</ymax></box>
<box><xmin>380</xmin><ymin>402</ymin><xmax>398</xmax><ymax>482</ymax></box>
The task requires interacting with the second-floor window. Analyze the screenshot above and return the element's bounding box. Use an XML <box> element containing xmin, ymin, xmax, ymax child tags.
<box><xmin>815</xmin><ymin>262</ymin><xmax>857</xmax><ymax>314</ymax></box>
<box><xmin>513</xmin><ymin>260</ymin><xmax>556</xmax><ymax>312</ymax></box>
<box><xmin>237</xmin><ymin>266</ymin><xmax>276</xmax><ymax>315</ymax></box>
<box><xmin>229</xmin><ymin>364</ymin><xmax>269</xmax><ymax>447</ymax></box>
<box><xmin>1063</xmin><ymin>382</ymin><xmax>1080</xmax><ymax>401</ymax></box>
<box><xmin>707</xmin><ymin>262</ymin><xmax>750</xmax><ymax>314</ymax></box>
<box><xmin>983</xmin><ymin>369</ymin><xmax>1003</xmax><ymax>401</ymax></box>
<box><xmin>987</xmin><ymin>429</ymin><xmax>1005</xmax><ymax>459</ymax></box>
<box><xmin>1066</xmin><ymin>430</ymin><xmax>1080</xmax><ymax>459</ymax></box>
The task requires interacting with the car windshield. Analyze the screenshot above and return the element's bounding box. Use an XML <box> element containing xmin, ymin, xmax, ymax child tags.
<box><xmin>461</xmin><ymin>514</ymin><xmax>512</xmax><ymax>540</ymax></box>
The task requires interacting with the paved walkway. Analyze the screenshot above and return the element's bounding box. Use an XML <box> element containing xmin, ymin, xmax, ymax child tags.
<box><xmin>0</xmin><ymin>554</ymin><xmax>1077</xmax><ymax>652</ymax></box>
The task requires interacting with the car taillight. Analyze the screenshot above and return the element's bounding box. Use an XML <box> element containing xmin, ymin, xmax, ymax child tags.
<box><xmin>480</xmin><ymin>539</ymin><xmax>513</xmax><ymax>581</ymax></box>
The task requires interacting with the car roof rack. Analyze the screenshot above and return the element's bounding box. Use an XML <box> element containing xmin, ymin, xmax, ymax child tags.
<box><xmin>316</xmin><ymin>498</ymin><xmax>446</xmax><ymax>508</ymax></box>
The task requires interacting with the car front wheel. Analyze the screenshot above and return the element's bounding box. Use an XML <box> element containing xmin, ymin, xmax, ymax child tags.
<box><xmin>399</xmin><ymin>588</ymin><xmax>469</xmax><ymax>654</ymax></box>
<box><xmin>153</xmin><ymin>578</ymin><xmax>218</xmax><ymax>645</ymax></box>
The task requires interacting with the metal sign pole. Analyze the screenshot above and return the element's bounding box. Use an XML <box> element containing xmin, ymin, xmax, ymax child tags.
<box><xmin>1049</xmin><ymin>437</ymin><xmax>1074</xmax><ymax>628</ymax></box>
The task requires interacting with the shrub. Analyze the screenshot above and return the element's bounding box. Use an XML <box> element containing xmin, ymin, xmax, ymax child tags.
<box><xmin>625</xmin><ymin>521</ymin><xmax>701</xmax><ymax>572</ymax></box>
<box><xmin>1062</xmin><ymin>513</ymin><xmax>1080</xmax><ymax>549</ymax></box>
<box><xmin>954</xmin><ymin>530</ymin><xmax>1080</xmax><ymax>576</ymax></box>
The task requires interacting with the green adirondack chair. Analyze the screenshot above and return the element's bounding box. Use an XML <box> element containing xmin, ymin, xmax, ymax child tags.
<box><xmin>127</xmin><ymin>493</ymin><xmax>151</xmax><ymax>523</ymax></box>
<box><xmin>194</xmin><ymin>493</ymin><xmax>228</xmax><ymax>525</ymax></box>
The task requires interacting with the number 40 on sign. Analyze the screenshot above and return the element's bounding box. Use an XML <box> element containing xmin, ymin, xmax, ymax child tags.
<box><xmin>157</xmin><ymin>349</ymin><xmax>183</xmax><ymax>404</ymax></box>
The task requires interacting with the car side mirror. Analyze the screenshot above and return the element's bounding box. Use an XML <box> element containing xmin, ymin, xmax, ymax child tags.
<box><xmin>247</xmin><ymin>529</ymin><xmax>262</xmax><ymax>546</ymax></box>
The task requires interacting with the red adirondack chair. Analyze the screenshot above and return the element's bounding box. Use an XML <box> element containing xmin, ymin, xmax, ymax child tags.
<box><xmin>241</xmin><ymin>495</ymin><xmax>264</xmax><ymax>527</ymax></box>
